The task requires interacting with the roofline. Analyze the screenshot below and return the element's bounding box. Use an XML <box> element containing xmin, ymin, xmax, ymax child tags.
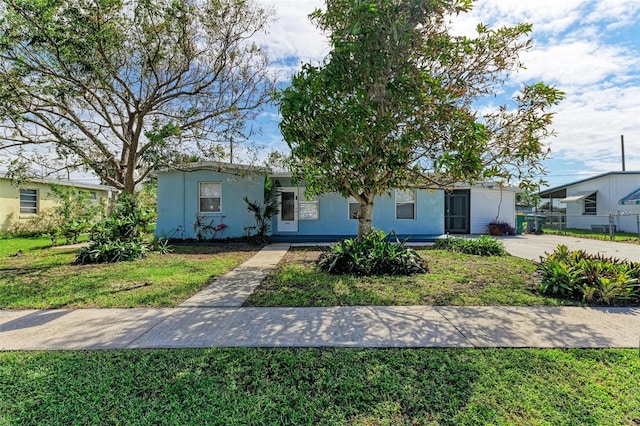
<box><xmin>269</xmin><ymin>174</ymin><xmax>518</xmax><ymax>191</ymax></box>
<box><xmin>0</xmin><ymin>173</ymin><xmax>116</xmax><ymax>191</ymax></box>
<box><xmin>157</xmin><ymin>161</ymin><xmax>269</xmax><ymax>174</ymax></box>
<box><xmin>160</xmin><ymin>164</ymin><xmax>519</xmax><ymax>191</ymax></box>
<box><xmin>538</xmin><ymin>171</ymin><xmax>640</xmax><ymax>197</ymax></box>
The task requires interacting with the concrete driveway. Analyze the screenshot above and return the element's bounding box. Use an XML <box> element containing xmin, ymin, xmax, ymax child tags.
<box><xmin>498</xmin><ymin>234</ymin><xmax>640</xmax><ymax>262</ymax></box>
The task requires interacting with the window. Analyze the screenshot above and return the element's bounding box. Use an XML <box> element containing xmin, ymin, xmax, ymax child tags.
<box><xmin>583</xmin><ymin>193</ymin><xmax>597</xmax><ymax>215</ymax></box>
<box><xmin>20</xmin><ymin>189</ymin><xmax>38</xmax><ymax>214</ymax></box>
<box><xmin>395</xmin><ymin>189</ymin><xmax>415</xmax><ymax>220</ymax></box>
<box><xmin>299</xmin><ymin>191</ymin><xmax>319</xmax><ymax>220</ymax></box>
<box><xmin>348</xmin><ymin>196</ymin><xmax>360</xmax><ymax>219</ymax></box>
<box><xmin>199</xmin><ymin>182</ymin><xmax>221</xmax><ymax>213</ymax></box>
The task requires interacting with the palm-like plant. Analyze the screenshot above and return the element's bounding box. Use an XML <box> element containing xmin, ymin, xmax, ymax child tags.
<box><xmin>243</xmin><ymin>177</ymin><xmax>279</xmax><ymax>241</ymax></box>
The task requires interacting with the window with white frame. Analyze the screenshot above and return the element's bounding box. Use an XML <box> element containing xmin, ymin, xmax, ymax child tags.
<box><xmin>199</xmin><ymin>182</ymin><xmax>221</xmax><ymax>213</ymax></box>
<box><xmin>348</xmin><ymin>196</ymin><xmax>360</xmax><ymax>219</ymax></box>
<box><xmin>395</xmin><ymin>189</ymin><xmax>415</xmax><ymax>219</ymax></box>
<box><xmin>19</xmin><ymin>189</ymin><xmax>38</xmax><ymax>214</ymax></box>
<box><xmin>583</xmin><ymin>193</ymin><xmax>597</xmax><ymax>215</ymax></box>
<box><xmin>299</xmin><ymin>191</ymin><xmax>319</xmax><ymax>220</ymax></box>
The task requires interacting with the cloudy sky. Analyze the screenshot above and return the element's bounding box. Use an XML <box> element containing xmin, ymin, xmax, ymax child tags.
<box><xmin>254</xmin><ymin>0</ymin><xmax>640</xmax><ymax>189</ymax></box>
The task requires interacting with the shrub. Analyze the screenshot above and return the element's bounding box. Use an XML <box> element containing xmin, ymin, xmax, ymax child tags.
<box><xmin>487</xmin><ymin>220</ymin><xmax>516</xmax><ymax>236</ymax></box>
<box><xmin>6</xmin><ymin>209</ymin><xmax>60</xmax><ymax>238</ymax></box>
<box><xmin>152</xmin><ymin>238</ymin><xmax>173</xmax><ymax>255</ymax></box>
<box><xmin>76</xmin><ymin>194</ymin><xmax>149</xmax><ymax>264</ymax></box>
<box><xmin>6</xmin><ymin>185</ymin><xmax>105</xmax><ymax>244</ymax></box>
<box><xmin>49</xmin><ymin>184</ymin><xmax>105</xmax><ymax>244</ymax></box>
<box><xmin>243</xmin><ymin>177</ymin><xmax>279</xmax><ymax>242</ymax></box>
<box><xmin>317</xmin><ymin>230</ymin><xmax>427</xmax><ymax>276</ymax></box>
<box><xmin>432</xmin><ymin>235</ymin><xmax>506</xmax><ymax>256</ymax></box>
<box><xmin>538</xmin><ymin>244</ymin><xmax>640</xmax><ymax>305</ymax></box>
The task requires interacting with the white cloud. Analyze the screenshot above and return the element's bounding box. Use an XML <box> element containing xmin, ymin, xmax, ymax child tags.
<box><xmin>517</xmin><ymin>42</ymin><xmax>639</xmax><ymax>86</ymax></box>
<box><xmin>256</xmin><ymin>0</ymin><xmax>328</xmax><ymax>78</ymax></box>
<box><xmin>586</xmin><ymin>0</ymin><xmax>640</xmax><ymax>28</ymax></box>
<box><xmin>451</xmin><ymin>0</ymin><xmax>640</xmax><ymax>182</ymax></box>
<box><xmin>548</xmin><ymin>85</ymin><xmax>640</xmax><ymax>168</ymax></box>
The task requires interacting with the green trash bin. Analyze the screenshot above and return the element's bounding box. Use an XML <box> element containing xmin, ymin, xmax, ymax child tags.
<box><xmin>516</xmin><ymin>214</ymin><xmax>526</xmax><ymax>235</ymax></box>
<box><xmin>525</xmin><ymin>214</ymin><xmax>546</xmax><ymax>232</ymax></box>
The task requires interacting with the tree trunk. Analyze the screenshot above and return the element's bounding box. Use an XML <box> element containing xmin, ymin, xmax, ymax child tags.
<box><xmin>357</xmin><ymin>199</ymin><xmax>375</xmax><ymax>241</ymax></box>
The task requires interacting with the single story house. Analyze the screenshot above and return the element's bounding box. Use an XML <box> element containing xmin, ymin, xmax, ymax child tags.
<box><xmin>155</xmin><ymin>162</ymin><xmax>517</xmax><ymax>242</ymax></box>
<box><xmin>0</xmin><ymin>173</ymin><xmax>114</xmax><ymax>233</ymax></box>
<box><xmin>538</xmin><ymin>171</ymin><xmax>640</xmax><ymax>233</ymax></box>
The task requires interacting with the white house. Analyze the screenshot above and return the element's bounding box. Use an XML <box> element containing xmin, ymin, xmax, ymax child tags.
<box><xmin>538</xmin><ymin>171</ymin><xmax>640</xmax><ymax>233</ymax></box>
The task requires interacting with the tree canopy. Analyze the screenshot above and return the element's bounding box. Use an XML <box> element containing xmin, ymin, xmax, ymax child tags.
<box><xmin>0</xmin><ymin>0</ymin><xmax>275</xmax><ymax>193</ymax></box>
<box><xmin>279</xmin><ymin>0</ymin><xmax>564</xmax><ymax>239</ymax></box>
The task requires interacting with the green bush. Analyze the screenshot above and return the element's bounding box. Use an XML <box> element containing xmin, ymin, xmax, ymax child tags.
<box><xmin>5</xmin><ymin>185</ymin><xmax>105</xmax><ymax>243</ymax></box>
<box><xmin>432</xmin><ymin>235</ymin><xmax>506</xmax><ymax>256</ymax></box>
<box><xmin>76</xmin><ymin>195</ymin><xmax>149</xmax><ymax>264</ymax></box>
<box><xmin>317</xmin><ymin>230</ymin><xmax>427</xmax><ymax>276</ymax></box>
<box><xmin>5</xmin><ymin>209</ymin><xmax>60</xmax><ymax>238</ymax></box>
<box><xmin>538</xmin><ymin>244</ymin><xmax>640</xmax><ymax>305</ymax></box>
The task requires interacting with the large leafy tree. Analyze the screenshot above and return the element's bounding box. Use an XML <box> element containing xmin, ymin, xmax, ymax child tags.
<box><xmin>0</xmin><ymin>0</ymin><xmax>275</xmax><ymax>193</ymax></box>
<box><xmin>279</xmin><ymin>0</ymin><xmax>564</xmax><ymax>239</ymax></box>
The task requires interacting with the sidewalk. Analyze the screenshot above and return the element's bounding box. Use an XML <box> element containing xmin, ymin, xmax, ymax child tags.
<box><xmin>1</xmin><ymin>243</ymin><xmax>639</xmax><ymax>350</ymax></box>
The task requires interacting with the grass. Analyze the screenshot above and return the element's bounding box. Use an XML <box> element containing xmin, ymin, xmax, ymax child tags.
<box><xmin>0</xmin><ymin>237</ymin><xmax>258</xmax><ymax>308</ymax></box>
<box><xmin>1</xmin><ymin>348</ymin><xmax>638</xmax><ymax>425</ymax></box>
<box><xmin>244</xmin><ymin>248</ymin><xmax>570</xmax><ymax>307</ymax></box>
<box><xmin>545</xmin><ymin>228</ymin><xmax>640</xmax><ymax>243</ymax></box>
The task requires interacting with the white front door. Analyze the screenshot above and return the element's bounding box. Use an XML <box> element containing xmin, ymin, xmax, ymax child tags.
<box><xmin>278</xmin><ymin>187</ymin><xmax>298</xmax><ymax>232</ymax></box>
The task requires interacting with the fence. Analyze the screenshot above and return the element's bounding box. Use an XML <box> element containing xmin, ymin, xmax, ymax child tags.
<box><xmin>532</xmin><ymin>211</ymin><xmax>640</xmax><ymax>240</ymax></box>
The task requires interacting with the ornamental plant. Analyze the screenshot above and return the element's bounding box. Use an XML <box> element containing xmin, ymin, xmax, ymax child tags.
<box><xmin>317</xmin><ymin>230</ymin><xmax>427</xmax><ymax>276</ymax></box>
<box><xmin>76</xmin><ymin>194</ymin><xmax>149</xmax><ymax>264</ymax></box>
<box><xmin>538</xmin><ymin>245</ymin><xmax>640</xmax><ymax>305</ymax></box>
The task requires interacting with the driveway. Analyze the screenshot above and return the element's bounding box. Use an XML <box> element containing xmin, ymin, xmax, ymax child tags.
<box><xmin>498</xmin><ymin>234</ymin><xmax>640</xmax><ymax>262</ymax></box>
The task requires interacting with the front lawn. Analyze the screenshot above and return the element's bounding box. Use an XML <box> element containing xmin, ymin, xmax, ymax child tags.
<box><xmin>1</xmin><ymin>348</ymin><xmax>638</xmax><ymax>425</ymax></box>
<box><xmin>0</xmin><ymin>238</ymin><xmax>258</xmax><ymax>308</ymax></box>
<box><xmin>244</xmin><ymin>248</ymin><xmax>571</xmax><ymax>307</ymax></box>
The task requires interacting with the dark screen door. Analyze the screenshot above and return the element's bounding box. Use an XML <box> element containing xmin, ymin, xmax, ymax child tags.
<box><xmin>445</xmin><ymin>190</ymin><xmax>470</xmax><ymax>234</ymax></box>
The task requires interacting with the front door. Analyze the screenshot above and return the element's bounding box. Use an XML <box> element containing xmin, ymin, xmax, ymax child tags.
<box><xmin>445</xmin><ymin>189</ymin><xmax>470</xmax><ymax>234</ymax></box>
<box><xmin>278</xmin><ymin>188</ymin><xmax>298</xmax><ymax>232</ymax></box>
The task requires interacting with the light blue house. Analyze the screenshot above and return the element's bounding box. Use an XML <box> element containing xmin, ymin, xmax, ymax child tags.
<box><xmin>156</xmin><ymin>162</ymin><xmax>517</xmax><ymax>242</ymax></box>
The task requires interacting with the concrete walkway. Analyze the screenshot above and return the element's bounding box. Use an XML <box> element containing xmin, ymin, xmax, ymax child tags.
<box><xmin>1</xmin><ymin>242</ymin><xmax>639</xmax><ymax>350</ymax></box>
<box><xmin>179</xmin><ymin>243</ymin><xmax>291</xmax><ymax>307</ymax></box>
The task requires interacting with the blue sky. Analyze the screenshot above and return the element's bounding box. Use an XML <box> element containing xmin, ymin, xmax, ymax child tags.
<box><xmin>253</xmin><ymin>0</ymin><xmax>640</xmax><ymax>189</ymax></box>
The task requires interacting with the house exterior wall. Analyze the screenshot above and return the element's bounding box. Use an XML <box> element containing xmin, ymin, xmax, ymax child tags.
<box><xmin>156</xmin><ymin>168</ymin><xmax>520</xmax><ymax>241</ymax></box>
<box><xmin>155</xmin><ymin>169</ymin><xmax>266</xmax><ymax>239</ymax></box>
<box><xmin>470</xmin><ymin>187</ymin><xmax>516</xmax><ymax>234</ymax></box>
<box><xmin>270</xmin><ymin>182</ymin><xmax>445</xmax><ymax>238</ymax></box>
<box><xmin>564</xmin><ymin>174</ymin><xmax>640</xmax><ymax>233</ymax></box>
<box><xmin>0</xmin><ymin>178</ymin><xmax>111</xmax><ymax>233</ymax></box>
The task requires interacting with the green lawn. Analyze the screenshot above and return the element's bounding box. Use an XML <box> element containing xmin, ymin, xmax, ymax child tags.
<box><xmin>545</xmin><ymin>228</ymin><xmax>640</xmax><ymax>243</ymax></box>
<box><xmin>0</xmin><ymin>237</ymin><xmax>258</xmax><ymax>308</ymax></box>
<box><xmin>244</xmin><ymin>248</ymin><xmax>571</xmax><ymax>307</ymax></box>
<box><xmin>1</xmin><ymin>348</ymin><xmax>638</xmax><ymax>425</ymax></box>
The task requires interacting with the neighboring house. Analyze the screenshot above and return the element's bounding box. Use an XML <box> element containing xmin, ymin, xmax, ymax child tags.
<box><xmin>156</xmin><ymin>162</ymin><xmax>517</xmax><ymax>242</ymax></box>
<box><xmin>538</xmin><ymin>171</ymin><xmax>640</xmax><ymax>233</ymax></box>
<box><xmin>0</xmin><ymin>173</ymin><xmax>114</xmax><ymax>233</ymax></box>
